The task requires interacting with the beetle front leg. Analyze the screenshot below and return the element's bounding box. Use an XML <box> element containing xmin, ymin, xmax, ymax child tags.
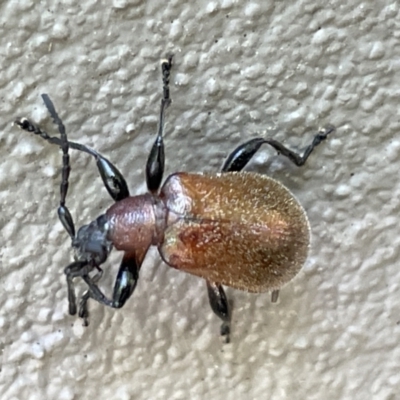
<box><xmin>64</xmin><ymin>261</ymin><xmax>93</xmax><ymax>315</ymax></box>
<box><xmin>15</xmin><ymin>96</ymin><xmax>130</xmax><ymax>202</ymax></box>
<box><xmin>145</xmin><ymin>56</ymin><xmax>173</xmax><ymax>193</ymax></box>
<box><xmin>41</xmin><ymin>92</ymin><xmax>131</xmax><ymax>201</ymax></box>
<box><xmin>221</xmin><ymin>125</ymin><xmax>335</xmax><ymax>172</ymax></box>
<box><xmin>79</xmin><ymin>252</ymin><xmax>140</xmax><ymax>325</ymax></box>
<box><xmin>206</xmin><ymin>281</ymin><xmax>231</xmax><ymax>343</ymax></box>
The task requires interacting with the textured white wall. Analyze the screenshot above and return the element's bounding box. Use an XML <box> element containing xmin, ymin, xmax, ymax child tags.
<box><xmin>0</xmin><ymin>0</ymin><xmax>399</xmax><ymax>399</ymax></box>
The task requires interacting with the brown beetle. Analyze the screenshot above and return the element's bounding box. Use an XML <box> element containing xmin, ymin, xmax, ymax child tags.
<box><xmin>15</xmin><ymin>57</ymin><xmax>333</xmax><ymax>342</ymax></box>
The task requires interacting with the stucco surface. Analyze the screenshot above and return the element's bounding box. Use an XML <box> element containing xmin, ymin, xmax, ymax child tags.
<box><xmin>0</xmin><ymin>1</ymin><xmax>399</xmax><ymax>399</ymax></box>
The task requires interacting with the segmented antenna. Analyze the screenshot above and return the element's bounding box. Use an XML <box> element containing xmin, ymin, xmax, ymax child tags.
<box><xmin>41</xmin><ymin>94</ymin><xmax>76</xmax><ymax>239</ymax></box>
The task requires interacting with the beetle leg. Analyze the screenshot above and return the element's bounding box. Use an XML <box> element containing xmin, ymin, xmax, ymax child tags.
<box><xmin>145</xmin><ymin>56</ymin><xmax>173</xmax><ymax>193</ymax></box>
<box><xmin>41</xmin><ymin>94</ymin><xmax>130</xmax><ymax>201</ymax></box>
<box><xmin>15</xmin><ymin>96</ymin><xmax>129</xmax><ymax>202</ymax></box>
<box><xmin>64</xmin><ymin>261</ymin><xmax>93</xmax><ymax>316</ymax></box>
<box><xmin>271</xmin><ymin>290</ymin><xmax>279</xmax><ymax>303</ymax></box>
<box><xmin>206</xmin><ymin>281</ymin><xmax>231</xmax><ymax>343</ymax></box>
<box><xmin>221</xmin><ymin>125</ymin><xmax>335</xmax><ymax>172</ymax></box>
<box><xmin>78</xmin><ymin>252</ymin><xmax>140</xmax><ymax>325</ymax></box>
<box><xmin>94</xmin><ymin>155</ymin><xmax>130</xmax><ymax>201</ymax></box>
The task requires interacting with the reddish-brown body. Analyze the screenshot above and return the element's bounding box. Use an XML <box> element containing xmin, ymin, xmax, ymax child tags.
<box><xmin>106</xmin><ymin>171</ymin><xmax>310</xmax><ymax>293</ymax></box>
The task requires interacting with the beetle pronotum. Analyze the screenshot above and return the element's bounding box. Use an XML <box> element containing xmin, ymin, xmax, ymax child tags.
<box><xmin>15</xmin><ymin>56</ymin><xmax>334</xmax><ymax>342</ymax></box>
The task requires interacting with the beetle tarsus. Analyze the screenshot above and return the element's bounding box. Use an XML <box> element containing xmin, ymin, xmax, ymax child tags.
<box><xmin>206</xmin><ymin>281</ymin><xmax>232</xmax><ymax>342</ymax></box>
<box><xmin>161</xmin><ymin>54</ymin><xmax>173</xmax><ymax>102</ymax></box>
<box><xmin>271</xmin><ymin>290</ymin><xmax>279</xmax><ymax>303</ymax></box>
<box><xmin>79</xmin><ymin>291</ymin><xmax>90</xmax><ymax>326</ymax></box>
<box><xmin>64</xmin><ymin>260</ymin><xmax>91</xmax><ymax>317</ymax></box>
<box><xmin>220</xmin><ymin>322</ymin><xmax>231</xmax><ymax>344</ymax></box>
<box><xmin>294</xmin><ymin>124</ymin><xmax>335</xmax><ymax>166</ymax></box>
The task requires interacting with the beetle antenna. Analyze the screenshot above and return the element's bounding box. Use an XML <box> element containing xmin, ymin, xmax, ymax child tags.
<box><xmin>41</xmin><ymin>94</ymin><xmax>76</xmax><ymax>240</ymax></box>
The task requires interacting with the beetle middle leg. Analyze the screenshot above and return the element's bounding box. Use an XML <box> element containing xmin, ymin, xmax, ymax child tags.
<box><xmin>221</xmin><ymin>125</ymin><xmax>335</xmax><ymax>173</ymax></box>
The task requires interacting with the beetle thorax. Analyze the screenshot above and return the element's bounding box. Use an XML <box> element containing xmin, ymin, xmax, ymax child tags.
<box><xmin>105</xmin><ymin>193</ymin><xmax>166</xmax><ymax>255</ymax></box>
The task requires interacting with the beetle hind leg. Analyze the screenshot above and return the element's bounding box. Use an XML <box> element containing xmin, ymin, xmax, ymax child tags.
<box><xmin>221</xmin><ymin>125</ymin><xmax>335</xmax><ymax>172</ymax></box>
<box><xmin>206</xmin><ymin>281</ymin><xmax>231</xmax><ymax>343</ymax></box>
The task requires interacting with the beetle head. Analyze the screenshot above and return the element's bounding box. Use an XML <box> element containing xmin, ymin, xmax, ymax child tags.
<box><xmin>72</xmin><ymin>214</ymin><xmax>113</xmax><ymax>265</ymax></box>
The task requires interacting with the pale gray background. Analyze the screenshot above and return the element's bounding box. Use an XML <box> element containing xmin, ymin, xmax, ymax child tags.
<box><xmin>0</xmin><ymin>0</ymin><xmax>399</xmax><ymax>399</ymax></box>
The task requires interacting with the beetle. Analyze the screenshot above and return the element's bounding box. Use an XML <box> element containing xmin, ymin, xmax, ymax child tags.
<box><xmin>15</xmin><ymin>56</ymin><xmax>334</xmax><ymax>342</ymax></box>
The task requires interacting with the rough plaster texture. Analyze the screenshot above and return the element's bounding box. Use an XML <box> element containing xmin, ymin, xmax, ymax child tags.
<box><xmin>0</xmin><ymin>0</ymin><xmax>399</xmax><ymax>399</ymax></box>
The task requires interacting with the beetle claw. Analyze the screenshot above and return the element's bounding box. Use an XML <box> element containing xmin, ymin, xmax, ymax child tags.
<box><xmin>271</xmin><ymin>290</ymin><xmax>280</xmax><ymax>303</ymax></box>
<box><xmin>220</xmin><ymin>322</ymin><xmax>231</xmax><ymax>344</ymax></box>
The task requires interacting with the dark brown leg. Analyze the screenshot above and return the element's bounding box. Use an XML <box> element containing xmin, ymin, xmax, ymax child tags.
<box><xmin>206</xmin><ymin>281</ymin><xmax>231</xmax><ymax>343</ymax></box>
